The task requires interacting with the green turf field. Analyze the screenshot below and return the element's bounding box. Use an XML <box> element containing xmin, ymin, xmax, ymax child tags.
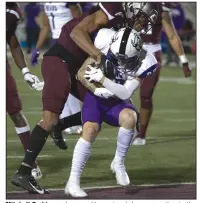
<box><xmin>6</xmin><ymin>58</ymin><xmax>196</xmax><ymax>191</ymax></box>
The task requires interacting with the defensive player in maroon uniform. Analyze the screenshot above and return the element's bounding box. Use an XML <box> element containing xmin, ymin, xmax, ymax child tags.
<box><xmin>132</xmin><ymin>3</ymin><xmax>191</xmax><ymax>145</ymax></box>
<box><xmin>11</xmin><ymin>3</ymin><xmax>158</xmax><ymax>194</ymax></box>
<box><xmin>6</xmin><ymin>3</ymin><xmax>43</xmax><ymax>180</ymax></box>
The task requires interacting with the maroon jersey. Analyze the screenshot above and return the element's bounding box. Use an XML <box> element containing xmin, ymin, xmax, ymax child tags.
<box><xmin>6</xmin><ymin>3</ymin><xmax>22</xmax><ymax>43</ymax></box>
<box><xmin>140</xmin><ymin>3</ymin><xmax>172</xmax><ymax>44</ymax></box>
<box><xmin>46</xmin><ymin>3</ymin><xmax>125</xmax><ymax>70</ymax></box>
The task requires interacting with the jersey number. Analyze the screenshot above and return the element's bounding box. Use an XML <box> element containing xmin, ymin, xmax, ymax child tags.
<box><xmin>50</xmin><ymin>13</ymin><xmax>55</xmax><ymax>30</ymax></box>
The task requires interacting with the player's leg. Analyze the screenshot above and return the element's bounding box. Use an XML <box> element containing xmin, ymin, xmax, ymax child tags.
<box><xmin>105</xmin><ymin>102</ymin><xmax>138</xmax><ymax>186</ymax></box>
<box><xmin>6</xmin><ymin>63</ymin><xmax>42</xmax><ymax>179</ymax></box>
<box><xmin>133</xmin><ymin>51</ymin><xmax>162</xmax><ymax>145</ymax></box>
<box><xmin>65</xmin><ymin>93</ymin><xmax>82</xmax><ymax>134</ymax></box>
<box><xmin>50</xmin><ymin>77</ymin><xmax>86</xmax><ymax>140</ymax></box>
<box><xmin>65</xmin><ymin>92</ymin><xmax>102</xmax><ymax>197</ymax></box>
<box><xmin>11</xmin><ymin>56</ymin><xmax>70</xmax><ymax>193</ymax></box>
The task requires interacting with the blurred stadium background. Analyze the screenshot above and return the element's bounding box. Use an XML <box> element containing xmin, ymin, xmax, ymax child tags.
<box><xmin>6</xmin><ymin>2</ymin><xmax>196</xmax><ymax>192</ymax></box>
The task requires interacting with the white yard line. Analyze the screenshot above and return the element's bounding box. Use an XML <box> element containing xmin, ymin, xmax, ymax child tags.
<box><xmin>6</xmin><ymin>134</ymin><xmax>195</xmax><ymax>144</ymax></box>
<box><xmin>159</xmin><ymin>77</ymin><xmax>195</xmax><ymax>84</ymax></box>
<box><xmin>7</xmin><ymin>181</ymin><xmax>195</xmax><ymax>194</ymax></box>
<box><xmin>18</xmin><ymin>109</ymin><xmax>195</xmax><ymax>115</ymax></box>
<box><xmin>7</xmin><ymin>155</ymin><xmax>53</xmax><ymax>159</ymax></box>
<box><xmin>165</xmin><ymin>118</ymin><xmax>196</xmax><ymax>122</ymax></box>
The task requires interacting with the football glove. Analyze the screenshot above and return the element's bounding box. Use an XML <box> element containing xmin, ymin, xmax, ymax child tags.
<box><xmin>94</xmin><ymin>88</ymin><xmax>114</xmax><ymax>99</ymax></box>
<box><xmin>84</xmin><ymin>65</ymin><xmax>104</xmax><ymax>82</ymax></box>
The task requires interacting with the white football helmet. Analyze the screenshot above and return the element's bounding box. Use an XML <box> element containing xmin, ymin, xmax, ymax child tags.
<box><xmin>122</xmin><ymin>2</ymin><xmax>158</xmax><ymax>33</ymax></box>
<box><xmin>108</xmin><ymin>28</ymin><xmax>143</xmax><ymax>74</ymax></box>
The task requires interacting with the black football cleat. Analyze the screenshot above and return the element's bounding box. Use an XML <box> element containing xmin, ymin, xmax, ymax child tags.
<box><xmin>11</xmin><ymin>171</ymin><xmax>49</xmax><ymax>194</ymax></box>
<box><xmin>50</xmin><ymin>128</ymin><xmax>68</xmax><ymax>150</ymax></box>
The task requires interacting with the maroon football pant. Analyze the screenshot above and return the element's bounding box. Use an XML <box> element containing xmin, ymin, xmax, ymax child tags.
<box><xmin>6</xmin><ymin>62</ymin><xmax>22</xmax><ymax>115</ymax></box>
<box><xmin>41</xmin><ymin>56</ymin><xmax>87</xmax><ymax>115</ymax></box>
<box><xmin>140</xmin><ymin>50</ymin><xmax>162</xmax><ymax>109</ymax></box>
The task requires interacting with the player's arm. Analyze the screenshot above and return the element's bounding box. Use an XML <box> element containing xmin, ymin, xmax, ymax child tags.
<box><xmin>69</xmin><ymin>4</ymin><xmax>82</xmax><ymax>18</ymax></box>
<box><xmin>162</xmin><ymin>11</ymin><xmax>191</xmax><ymax>77</ymax></box>
<box><xmin>101</xmin><ymin>77</ymin><xmax>141</xmax><ymax>100</ymax></box>
<box><xmin>83</xmin><ymin>63</ymin><xmax>141</xmax><ymax>100</ymax></box>
<box><xmin>8</xmin><ymin>33</ymin><xmax>27</xmax><ymax>70</ymax></box>
<box><xmin>77</xmin><ymin>57</ymin><xmax>98</xmax><ymax>93</ymax></box>
<box><xmin>7</xmin><ymin>33</ymin><xmax>42</xmax><ymax>90</ymax></box>
<box><xmin>35</xmin><ymin>11</ymin><xmax>50</xmax><ymax>49</ymax></box>
<box><xmin>70</xmin><ymin>10</ymin><xmax>109</xmax><ymax>61</ymax></box>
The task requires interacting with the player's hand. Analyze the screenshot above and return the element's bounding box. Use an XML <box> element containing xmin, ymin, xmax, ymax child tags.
<box><xmin>32</xmin><ymin>81</ymin><xmax>44</xmax><ymax>91</ymax></box>
<box><xmin>182</xmin><ymin>62</ymin><xmax>191</xmax><ymax>77</ymax></box>
<box><xmin>23</xmin><ymin>72</ymin><xmax>41</xmax><ymax>90</ymax></box>
<box><xmin>31</xmin><ymin>48</ymin><xmax>40</xmax><ymax>66</ymax></box>
<box><xmin>84</xmin><ymin>65</ymin><xmax>104</xmax><ymax>82</ymax></box>
<box><xmin>94</xmin><ymin>88</ymin><xmax>114</xmax><ymax>99</ymax></box>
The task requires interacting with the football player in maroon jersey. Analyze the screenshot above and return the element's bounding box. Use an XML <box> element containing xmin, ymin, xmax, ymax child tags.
<box><xmin>131</xmin><ymin>3</ymin><xmax>191</xmax><ymax>145</ymax></box>
<box><xmin>6</xmin><ymin>3</ymin><xmax>43</xmax><ymax>180</ymax></box>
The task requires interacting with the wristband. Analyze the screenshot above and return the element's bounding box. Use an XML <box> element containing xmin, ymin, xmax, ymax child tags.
<box><xmin>22</xmin><ymin>67</ymin><xmax>30</xmax><ymax>75</ymax></box>
<box><xmin>179</xmin><ymin>55</ymin><xmax>188</xmax><ymax>64</ymax></box>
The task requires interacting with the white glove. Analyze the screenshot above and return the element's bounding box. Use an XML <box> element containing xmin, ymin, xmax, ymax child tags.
<box><xmin>22</xmin><ymin>67</ymin><xmax>42</xmax><ymax>91</ymax></box>
<box><xmin>94</xmin><ymin>88</ymin><xmax>114</xmax><ymax>99</ymax></box>
<box><xmin>32</xmin><ymin>81</ymin><xmax>44</xmax><ymax>91</ymax></box>
<box><xmin>84</xmin><ymin>65</ymin><xmax>104</xmax><ymax>82</ymax></box>
<box><xmin>23</xmin><ymin>72</ymin><xmax>41</xmax><ymax>89</ymax></box>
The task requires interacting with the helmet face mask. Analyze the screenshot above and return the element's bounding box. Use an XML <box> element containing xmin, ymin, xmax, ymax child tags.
<box><xmin>108</xmin><ymin>28</ymin><xmax>143</xmax><ymax>75</ymax></box>
<box><xmin>108</xmin><ymin>49</ymin><xmax>142</xmax><ymax>75</ymax></box>
<box><xmin>123</xmin><ymin>3</ymin><xmax>158</xmax><ymax>33</ymax></box>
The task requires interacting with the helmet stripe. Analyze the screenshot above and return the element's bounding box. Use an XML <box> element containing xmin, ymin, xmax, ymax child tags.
<box><xmin>119</xmin><ymin>28</ymin><xmax>132</xmax><ymax>55</ymax></box>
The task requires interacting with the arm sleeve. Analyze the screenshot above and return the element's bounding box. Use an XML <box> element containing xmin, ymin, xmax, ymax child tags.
<box><xmin>102</xmin><ymin>77</ymin><xmax>141</xmax><ymax>100</ymax></box>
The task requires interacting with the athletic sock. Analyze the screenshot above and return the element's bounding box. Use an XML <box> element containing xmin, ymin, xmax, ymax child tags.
<box><xmin>21</xmin><ymin>125</ymin><xmax>49</xmax><ymax>169</ymax></box>
<box><xmin>114</xmin><ymin>127</ymin><xmax>134</xmax><ymax>163</ymax></box>
<box><xmin>68</xmin><ymin>138</ymin><xmax>92</xmax><ymax>183</ymax></box>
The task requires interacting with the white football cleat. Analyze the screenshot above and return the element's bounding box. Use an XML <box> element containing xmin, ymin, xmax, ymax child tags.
<box><xmin>63</xmin><ymin>126</ymin><xmax>83</xmax><ymax>135</ymax></box>
<box><xmin>71</xmin><ymin>126</ymin><xmax>83</xmax><ymax>135</ymax></box>
<box><xmin>110</xmin><ymin>160</ymin><xmax>130</xmax><ymax>186</ymax></box>
<box><xmin>132</xmin><ymin>137</ymin><xmax>146</xmax><ymax>146</ymax></box>
<box><xmin>64</xmin><ymin>181</ymin><xmax>88</xmax><ymax>197</ymax></box>
<box><xmin>31</xmin><ymin>166</ymin><xmax>43</xmax><ymax>180</ymax></box>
